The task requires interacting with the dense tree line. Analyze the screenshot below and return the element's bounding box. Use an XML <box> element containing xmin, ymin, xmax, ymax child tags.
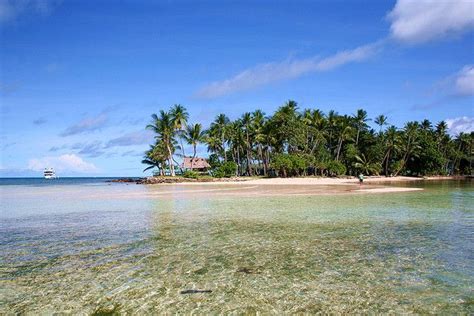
<box><xmin>142</xmin><ymin>101</ymin><xmax>473</xmax><ymax>177</ymax></box>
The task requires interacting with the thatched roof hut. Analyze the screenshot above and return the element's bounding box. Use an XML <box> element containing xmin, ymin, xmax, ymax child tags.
<box><xmin>182</xmin><ymin>157</ymin><xmax>211</xmax><ymax>170</ymax></box>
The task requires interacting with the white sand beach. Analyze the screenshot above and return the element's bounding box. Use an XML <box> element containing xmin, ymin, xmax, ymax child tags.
<box><xmin>136</xmin><ymin>176</ymin><xmax>433</xmax><ymax>197</ymax></box>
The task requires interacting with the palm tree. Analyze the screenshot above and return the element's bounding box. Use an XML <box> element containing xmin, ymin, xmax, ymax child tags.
<box><xmin>142</xmin><ymin>143</ymin><xmax>168</xmax><ymax>175</ymax></box>
<box><xmin>241</xmin><ymin>112</ymin><xmax>253</xmax><ymax>175</ymax></box>
<box><xmin>252</xmin><ymin>110</ymin><xmax>267</xmax><ymax>175</ymax></box>
<box><xmin>382</xmin><ymin>126</ymin><xmax>400</xmax><ymax>176</ymax></box>
<box><xmin>308</xmin><ymin>109</ymin><xmax>327</xmax><ymax>155</ymax></box>
<box><xmin>435</xmin><ymin>121</ymin><xmax>449</xmax><ymax>150</ymax></box>
<box><xmin>374</xmin><ymin>115</ymin><xmax>388</xmax><ymax>133</ymax></box>
<box><xmin>183</xmin><ymin>123</ymin><xmax>207</xmax><ymax>170</ymax></box>
<box><xmin>144</xmin><ymin>102</ymin><xmax>472</xmax><ymax>178</ymax></box>
<box><xmin>420</xmin><ymin>119</ymin><xmax>432</xmax><ymax>131</ymax></box>
<box><xmin>327</xmin><ymin>110</ymin><xmax>338</xmax><ymax>152</ymax></box>
<box><xmin>354</xmin><ymin>109</ymin><xmax>370</xmax><ymax>145</ymax></box>
<box><xmin>146</xmin><ymin>110</ymin><xmax>177</xmax><ymax>176</ymax></box>
<box><xmin>354</xmin><ymin>153</ymin><xmax>381</xmax><ymax>175</ymax></box>
<box><xmin>394</xmin><ymin>122</ymin><xmax>421</xmax><ymax>176</ymax></box>
<box><xmin>170</xmin><ymin>104</ymin><xmax>189</xmax><ymax>159</ymax></box>
<box><xmin>210</xmin><ymin>114</ymin><xmax>230</xmax><ymax>162</ymax></box>
<box><xmin>228</xmin><ymin>120</ymin><xmax>245</xmax><ymax>175</ymax></box>
<box><xmin>453</xmin><ymin>132</ymin><xmax>472</xmax><ymax>172</ymax></box>
<box><xmin>335</xmin><ymin>117</ymin><xmax>353</xmax><ymax>161</ymax></box>
<box><xmin>271</xmin><ymin>100</ymin><xmax>299</xmax><ymax>152</ymax></box>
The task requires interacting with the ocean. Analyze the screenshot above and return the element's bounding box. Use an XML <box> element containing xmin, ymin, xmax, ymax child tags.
<box><xmin>0</xmin><ymin>178</ymin><xmax>472</xmax><ymax>313</ymax></box>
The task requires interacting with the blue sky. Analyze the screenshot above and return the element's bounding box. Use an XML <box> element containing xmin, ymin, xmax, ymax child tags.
<box><xmin>1</xmin><ymin>0</ymin><xmax>473</xmax><ymax>177</ymax></box>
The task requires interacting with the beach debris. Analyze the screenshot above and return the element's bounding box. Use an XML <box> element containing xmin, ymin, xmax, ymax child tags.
<box><xmin>180</xmin><ymin>289</ymin><xmax>212</xmax><ymax>294</ymax></box>
<box><xmin>236</xmin><ymin>267</ymin><xmax>261</xmax><ymax>274</ymax></box>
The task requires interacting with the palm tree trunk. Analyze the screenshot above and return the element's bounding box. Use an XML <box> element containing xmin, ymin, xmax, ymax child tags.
<box><xmin>336</xmin><ymin>138</ymin><xmax>343</xmax><ymax>161</ymax></box>
<box><xmin>191</xmin><ymin>144</ymin><xmax>197</xmax><ymax>170</ymax></box>
<box><xmin>394</xmin><ymin>150</ymin><xmax>409</xmax><ymax>177</ymax></box>
<box><xmin>178</xmin><ymin>133</ymin><xmax>185</xmax><ymax>174</ymax></box>
<box><xmin>236</xmin><ymin>148</ymin><xmax>241</xmax><ymax>176</ymax></box>
<box><xmin>258</xmin><ymin>144</ymin><xmax>266</xmax><ymax>176</ymax></box>
<box><xmin>245</xmin><ymin>130</ymin><xmax>252</xmax><ymax>176</ymax></box>
<box><xmin>180</xmin><ymin>133</ymin><xmax>185</xmax><ymax>158</ymax></box>
<box><xmin>166</xmin><ymin>144</ymin><xmax>175</xmax><ymax>176</ymax></box>
<box><xmin>384</xmin><ymin>149</ymin><xmax>391</xmax><ymax>176</ymax></box>
<box><xmin>222</xmin><ymin>134</ymin><xmax>227</xmax><ymax>162</ymax></box>
<box><xmin>246</xmin><ymin>148</ymin><xmax>252</xmax><ymax>176</ymax></box>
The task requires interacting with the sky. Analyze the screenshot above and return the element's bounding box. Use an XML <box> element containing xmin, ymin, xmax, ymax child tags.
<box><xmin>0</xmin><ymin>0</ymin><xmax>473</xmax><ymax>177</ymax></box>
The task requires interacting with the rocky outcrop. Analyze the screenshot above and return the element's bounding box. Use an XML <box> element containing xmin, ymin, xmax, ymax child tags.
<box><xmin>139</xmin><ymin>176</ymin><xmax>250</xmax><ymax>184</ymax></box>
<box><xmin>107</xmin><ymin>178</ymin><xmax>141</xmax><ymax>183</ymax></box>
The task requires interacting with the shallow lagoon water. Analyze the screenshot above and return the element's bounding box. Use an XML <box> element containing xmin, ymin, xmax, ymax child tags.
<box><xmin>0</xmin><ymin>179</ymin><xmax>473</xmax><ymax>313</ymax></box>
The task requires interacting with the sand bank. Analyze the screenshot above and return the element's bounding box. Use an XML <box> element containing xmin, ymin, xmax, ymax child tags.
<box><xmin>171</xmin><ymin>176</ymin><xmax>425</xmax><ymax>186</ymax></box>
<box><xmin>136</xmin><ymin>176</ymin><xmax>429</xmax><ymax>197</ymax></box>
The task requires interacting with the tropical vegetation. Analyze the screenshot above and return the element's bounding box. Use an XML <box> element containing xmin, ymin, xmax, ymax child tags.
<box><xmin>143</xmin><ymin>101</ymin><xmax>473</xmax><ymax>178</ymax></box>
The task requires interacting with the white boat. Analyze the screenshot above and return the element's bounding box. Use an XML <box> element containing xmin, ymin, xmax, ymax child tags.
<box><xmin>44</xmin><ymin>168</ymin><xmax>57</xmax><ymax>179</ymax></box>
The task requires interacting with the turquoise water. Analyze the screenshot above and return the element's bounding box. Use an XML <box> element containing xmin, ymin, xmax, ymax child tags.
<box><xmin>0</xmin><ymin>178</ymin><xmax>472</xmax><ymax>313</ymax></box>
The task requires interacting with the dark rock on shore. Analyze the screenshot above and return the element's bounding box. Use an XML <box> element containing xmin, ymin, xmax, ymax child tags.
<box><xmin>140</xmin><ymin>176</ymin><xmax>250</xmax><ymax>184</ymax></box>
<box><xmin>106</xmin><ymin>176</ymin><xmax>253</xmax><ymax>185</ymax></box>
<box><xmin>106</xmin><ymin>178</ymin><xmax>142</xmax><ymax>183</ymax></box>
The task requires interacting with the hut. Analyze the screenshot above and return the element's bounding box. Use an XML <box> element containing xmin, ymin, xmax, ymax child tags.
<box><xmin>182</xmin><ymin>157</ymin><xmax>211</xmax><ymax>171</ymax></box>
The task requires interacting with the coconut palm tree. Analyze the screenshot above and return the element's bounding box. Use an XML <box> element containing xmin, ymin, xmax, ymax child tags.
<box><xmin>308</xmin><ymin>109</ymin><xmax>327</xmax><ymax>155</ymax></box>
<box><xmin>170</xmin><ymin>104</ymin><xmax>189</xmax><ymax>158</ymax></box>
<box><xmin>354</xmin><ymin>153</ymin><xmax>381</xmax><ymax>175</ymax></box>
<box><xmin>335</xmin><ymin>117</ymin><xmax>353</xmax><ymax>161</ymax></box>
<box><xmin>142</xmin><ymin>143</ymin><xmax>168</xmax><ymax>175</ymax></box>
<box><xmin>228</xmin><ymin>120</ymin><xmax>245</xmax><ymax>175</ymax></box>
<box><xmin>327</xmin><ymin>110</ymin><xmax>338</xmax><ymax>152</ymax></box>
<box><xmin>252</xmin><ymin>109</ymin><xmax>267</xmax><ymax>175</ymax></box>
<box><xmin>146</xmin><ymin>110</ymin><xmax>177</xmax><ymax>176</ymax></box>
<box><xmin>374</xmin><ymin>114</ymin><xmax>388</xmax><ymax>133</ymax></box>
<box><xmin>271</xmin><ymin>100</ymin><xmax>299</xmax><ymax>152</ymax></box>
<box><xmin>354</xmin><ymin>109</ymin><xmax>370</xmax><ymax>145</ymax></box>
<box><xmin>394</xmin><ymin>122</ymin><xmax>421</xmax><ymax>176</ymax></box>
<box><xmin>382</xmin><ymin>126</ymin><xmax>400</xmax><ymax>176</ymax></box>
<box><xmin>144</xmin><ymin>102</ymin><xmax>473</xmax><ymax>178</ymax></box>
<box><xmin>241</xmin><ymin>112</ymin><xmax>253</xmax><ymax>175</ymax></box>
<box><xmin>183</xmin><ymin>123</ymin><xmax>207</xmax><ymax>170</ymax></box>
<box><xmin>420</xmin><ymin>119</ymin><xmax>432</xmax><ymax>131</ymax></box>
<box><xmin>210</xmin><ymin>114</ymin><xmax>230</xmax><ymax>162</ymax></box>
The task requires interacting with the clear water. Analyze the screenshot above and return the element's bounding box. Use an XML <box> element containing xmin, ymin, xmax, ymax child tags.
<box><xmin>0</xmin><ymin>178</ymin><xmax>473</xmax><ymax>313</ymax></box>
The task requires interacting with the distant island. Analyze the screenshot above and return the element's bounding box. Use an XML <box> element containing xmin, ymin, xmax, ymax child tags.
<box><xmin>142</xmin><ymin>101</ymin><xmax>473</xmax><ymax>180</ymax></box>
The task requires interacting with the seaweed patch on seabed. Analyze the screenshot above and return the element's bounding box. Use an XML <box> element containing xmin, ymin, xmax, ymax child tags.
<box><xmin>1</xmin><ymin>184</ymin><xmax>472</xmax><ymax>314</ymax></box>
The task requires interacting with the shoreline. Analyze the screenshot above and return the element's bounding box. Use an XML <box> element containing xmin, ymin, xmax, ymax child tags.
<box><xmin>127</xmin><ymin>175</ymin><xmax>469</xmax><ymax>186</ymax></box>
<box><xmin>107</xmin><ymin>175</ymin><xmax>469</xmax><ymax>196</ymax></box>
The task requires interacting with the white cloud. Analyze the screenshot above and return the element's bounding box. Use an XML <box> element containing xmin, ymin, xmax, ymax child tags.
<box><xmin>388</xmin><ymin>0</ymin><xmax>474</xmax><ymax>43</ymax></box>
<box><xmin>106</xmin><ymin>130</ymin><xmax>154</xmax><ymax>147</ymax></box>
<box><xmin>454</xmin><ymin>65</ymin><xmax>474</xmax><ymax>96</ymax></box>
<box><xmin>60</xmin><ymin>113</ymin><xmax>108</xmax><ymax>136</ymax></box>
<box><xmin>28</xmin><ymin>154</ymin><xmax>99</xmax><ymax>173</ymax></box>
<box><xmin>195</xmin><ymin>42</ymin><xmax>381</xmax><ymax>99</ymax></box>
<box><xmin>0</xmin><ymin>0</ymin><xmax>58</xmax><ymax>24</ymax></box>
<box><xmin>446</xmin><ymin>116</ymin><xmax>474</xmax><ymax>135</ymax></box>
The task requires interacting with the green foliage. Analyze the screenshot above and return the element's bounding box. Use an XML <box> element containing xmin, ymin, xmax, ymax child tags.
<box><xmin>271</xmin><ymin>153</ymin><xmax>315</xmax><ymax>177</ymax></box>
<box><xmin>353</xmin><ymin>154</ymin><xmax>381</xmax><ymax>175</ymax></box>
<box><xmin>144</xmin><ymin>103</ymin><xmax>474</xmax><ymax>178</ymax></box>
<box><xmin>207</xmin><ymin>153</ymin><xmax>221</xmax><ymax>169</ymax></box>
<box><xmin>212</xmin><ymin>169</ymin><xmax>225</xmax><ymax>178</ymax></box>
<box><xmin>271</xmin><ymin>153</ymin><xmax>293</xmax><ymax>177</ymax></box>
<box><xmin>213</xmin><ymin>161</ymin><xmax>238</xmax><ymax>178</ymax></box>
<box><xmin>183</xmin><ymin>170</ymin><xmax>199</xmax><ymax>179</ymax></box>
<box><xmin>327</xmin><ymin>160</ymin><xmax>346</xmax><ymax>176</ymax></box>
